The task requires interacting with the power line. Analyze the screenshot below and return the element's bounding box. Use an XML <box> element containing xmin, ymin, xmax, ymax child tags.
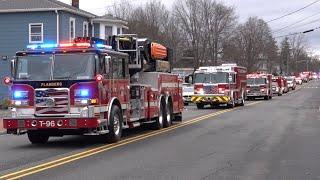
<box><xmin>267</xmin><ymin>0</ymin><xmax>320</xmax><ymax>23</ymax></box>
<box><xmin>272</xmin><ymin>11</ymin><xmax>320</xmax><ymax>33</ymax></box>
<box><xmin>274</xmin><ymin>26</ymin><xmax>320</xmax><ymax>38</ymax></box>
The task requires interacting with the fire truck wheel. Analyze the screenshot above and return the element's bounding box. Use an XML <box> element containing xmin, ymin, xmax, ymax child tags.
<box><xmin>278</xmin><ymin>93</ymin><xmax>282</xmax><ymax>96</ymax></box>
<box><xmin>264</xmin><ymin>96</ymin><xmax>270</xmax><ymax>100</ymax></box>
<box><xmin>106</xmin><ymin>105</ymin><xmax>123</xmax><ymax>143</ymax></box>
<box><xmin>239</xmin><ymin>92</ymin><xmax>245</xmax><ymax>106</ymax></box>
<box><xmin>196</xmin><ymin>103</ymin><xmax>204</xmax><ymax>109</ymax></box>
<box><xmin>227</xmin><ymin>98</ymin><xmax>235</xmax><ymax>108</ymax></box>
<box><xmin>164</xmin><ymin>100</ymin><xmax>173</xmax><ymax>128</ymax></box>
<box><xmin>152</xmin><ymin>99</ymin><xmax>165</xmax><ymax>130</ymax></box>
<box><xmin>27</xmin><ymin>131</ymin><xmax>49</xmax><ymax>144</ymax></box>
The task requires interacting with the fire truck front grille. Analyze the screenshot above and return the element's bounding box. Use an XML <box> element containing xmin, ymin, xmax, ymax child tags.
<box><xmin>203</xmin><ymin>85</ymin><xmax>218</xmax><ymax>94</ymax></box>
<box><xmin>35</xmin><ymin>88</ymin><xmax>69</xmax><ymax>116</ymax></box>
<box><xmin>250</xmin><ymin>86</ymin><xmax>260</xmax><ymax>92</ymax></box>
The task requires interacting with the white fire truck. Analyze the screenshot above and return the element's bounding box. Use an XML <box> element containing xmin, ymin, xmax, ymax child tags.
<box><xmin>246</xmin><ymin>73</ymin><xmax>272</xmax><ymax>100</ymax></box>
<box><xmin>191</xmin><ymin>64</ymin><xmax>247</xmax><ymax>109</ymax></box>
<box><xmin>3</xmin><ymin>35</ymin><xmax>183</xmax><ymax>144</ymax></box>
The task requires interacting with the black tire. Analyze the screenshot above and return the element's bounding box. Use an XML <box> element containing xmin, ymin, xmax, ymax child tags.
<box><xmin>278</xmin><ymin>93</ymin><xmax>282</xmax><ymax>96</ymax></box>
<box><xmin>196</xmin><ymin>103</ymin><xmax>204</xmax><ymax>109</ymax></box>
<box><xmin>264</xmin><ymin>96</ymin><xmax>269</xmax><ymax>100</ymax></box>
<box><xmin>174</xmin><ymin>113</ymin><xmax>183</xmax><ymax>122</ymax></box>
<box><xmin>227</xmin><ymin>99</ymin><xmax>235</xmax><ymax>108</ymax></box>
<box><xmin>184</xmin><ymin>102</ymin><xmax>189</xmax><ymax>106</ymax></box>
<box><xmin>239</xmin><ymin>92</ymin><xmax>245</xmax><ymax>106</ymax></box>
<box><xmin>164</xmin><ymin>100</ymin><xmax>173</xmax><ymax>128</ymax></box>
<box><xmin>27</xmin><ymin>131</ymin><xmax>49</xmax><ymax>144</ymax></box>
<box><xmin>153</xmin><ymin>99</ymin><xmax>165</xmax><ymax>130</ymax></box>
<box><xmin>105</xmin><ymin>105</ymin><xmax>123</xmax><ymax>143</ymax></box>
<box><xmin>239</xmin><ymin>98</ymin><xmax>245</xmax><ymax>106</ymax></box>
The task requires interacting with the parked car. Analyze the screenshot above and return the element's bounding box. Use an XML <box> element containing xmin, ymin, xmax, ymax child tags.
<box><xmin>295</xmin><ymin>77</ymin><xmax>302</xmax><ymax>85</ymax></box>
<box><xmin>182</xmin><ymin>83</ymin><xmax>194</xmax><ymax>106</ymax></box>
<box><xmin>283</xmin><ymin>78</ymin><xmax>289</xmax><ymax>93</ymax></box>
<box><xmin>312</xmin><ymin>73</ymin><xmax>318</xmax><ymax>80</ymax></box>
<box><xmin>286</xmin><ymin>76</ymin><xmax>296</xmax><ymax>90</ymax></box>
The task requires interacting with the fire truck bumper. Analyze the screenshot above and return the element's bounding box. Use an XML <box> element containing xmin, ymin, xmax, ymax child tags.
<box><xmin>247</xmin><ymin>92</ymin><xmax>267</xmax><ymax>97</ymax></box>
<box><xmin>191</xmin><ymin>95</ymin><xmax>230</xmax><ymax>104</ymax></box>
<box><xmin>3</xmin><ymin>117</ymin><xmax>100</xmax><ymax>131</ymax></box>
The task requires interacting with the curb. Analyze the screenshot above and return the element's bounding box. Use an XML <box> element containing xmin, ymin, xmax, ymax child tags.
<box><xmin>0</xmin><ymin>131</ymin><xmax>6</xmax><ymax>135</ymax></box>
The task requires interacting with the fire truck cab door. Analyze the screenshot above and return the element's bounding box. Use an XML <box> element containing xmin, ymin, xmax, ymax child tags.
<box><xmin>111</xmin><ymin>56</ymin><xmax>130</xmax><ymax>107</ymax></box>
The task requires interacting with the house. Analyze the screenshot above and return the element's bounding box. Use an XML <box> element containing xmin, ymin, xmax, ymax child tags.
<box><xmin>0</xmin><ymin>0</ymin><xmax>128</xmax><ymax>100</ymax></box>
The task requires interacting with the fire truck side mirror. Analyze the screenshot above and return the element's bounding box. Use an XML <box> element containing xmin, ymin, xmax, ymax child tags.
<box><xmin>228</xmin><ymin>75</ymin><xmax>233</xmax><ymax>83</ymax></box>
<box><xmin>184</xmin><ymin>75</ymin><xmax>192</xmax><ymax>84</ymax></box>
<box><xmin>10</xmin><ymin>59</ymin><xmax>15</xmax><ymax>77</ymax></box>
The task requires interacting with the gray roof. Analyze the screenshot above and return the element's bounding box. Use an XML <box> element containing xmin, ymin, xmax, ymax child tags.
<box><xmin>0</xmin><ymin>0</ymin><xmax>96</xmax><ymax>18</ymax></box>
<box><xmin>93</xmin><ymin>14</ymin><xmax>128</xmax><ymax>26</ymax></box>
<box><xmin>99</xmin><ymin>14</ymin><xmax>123</xmax><ymax>21</ymax></box>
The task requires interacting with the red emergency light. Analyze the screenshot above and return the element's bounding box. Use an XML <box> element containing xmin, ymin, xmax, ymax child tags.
<box><xmin>3</xmin><ymin>76</ymin><xmax>11</xmax><ymax>85</ymax></box>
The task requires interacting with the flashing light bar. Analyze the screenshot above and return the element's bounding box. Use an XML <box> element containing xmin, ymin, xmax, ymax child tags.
<box><xmin>27</xmin><ymin>44</ymin><xmax>58</xmax><ymax>50</ymax></box>
<box><xmin>26</xmin><ymin>43</ymin><xmax>112</xmax><ymax>50</ymax></box>
<box><xmin>27</xmin><ymin>41</ymin><xmax>112</xmax><ymax>50</ymax></box>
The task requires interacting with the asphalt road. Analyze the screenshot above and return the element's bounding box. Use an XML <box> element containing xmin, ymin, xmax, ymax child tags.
<box><xmin>0</xmin><ymin>80</ymin><xmax>319</xmax><ymax>180</ymax></box>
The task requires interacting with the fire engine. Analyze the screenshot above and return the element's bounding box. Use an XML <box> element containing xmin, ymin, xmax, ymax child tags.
<box><xmin>2</xmin><ymin>35</ymin><xmax>183</xmax><ymax>144</ymax></box>
<box><xmin>191</xmin><ymin>64</ymin><xmax>247</xmax><ymax>109</ymax></box>
<box><xmin>246</xmin><ymin>73</ymin><xmax>272</xmax><ymax>100</ymax></box>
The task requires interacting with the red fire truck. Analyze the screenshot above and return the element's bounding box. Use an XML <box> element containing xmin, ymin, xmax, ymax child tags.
<box><xmin>191</xmin><ymin>64</ymin><xmax>247</xmax><ymax>109</ymax></box>
<box><xmin>2</xmin><ymin>36</ymin><xmax>183</xmax><ymax>144</ymax></box>
<box><xmin>246</xmin><ymin>73</ymin><xmax>272</xmax><ymax>100</ymax></box>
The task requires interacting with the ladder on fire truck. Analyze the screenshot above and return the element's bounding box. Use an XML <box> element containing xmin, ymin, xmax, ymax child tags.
<box><xmin>109</xmin><ymin>34</ymin><xmax>172</xmax><ymax>75</ymax></box>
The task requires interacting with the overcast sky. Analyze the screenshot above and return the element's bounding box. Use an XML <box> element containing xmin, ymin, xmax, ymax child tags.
<box><xmin>59</xmin><ymin>0</ymin><xmax>320</xmax><ymax>55</ymax></box>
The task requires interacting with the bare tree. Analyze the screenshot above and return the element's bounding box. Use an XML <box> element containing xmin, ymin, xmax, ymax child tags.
<box><xmin>223</xmin><ymin>17</ymin><xmax>276</xmax><ymax>72</ymax></box>
<box><xmin>173</xmin><ymin>0</ymin><xmax>203</xmax><ymax>68</ymax></box>
<box><xmin>106</xmin><ymin>0</ymin><xmax>132</xmax><ymax>20</ymax></box>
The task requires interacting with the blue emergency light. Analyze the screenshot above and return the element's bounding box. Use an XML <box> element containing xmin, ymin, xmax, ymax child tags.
<box><xmin>27</xmin><ymin>43</ymin><xmax>58</xmax><ymax>50</ymax></box>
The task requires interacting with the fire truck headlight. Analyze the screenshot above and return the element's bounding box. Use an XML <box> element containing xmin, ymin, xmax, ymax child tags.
<box><xmin>14</xmin><ymin>101</ymin><xmax>22</xmax><ymax>106</ymax></box>
<box><xmin>196</xmin><ymin>88</ymin><xmax>204</xmax><ymax>95</ymax></box>
<box><xmin>218</xmin><ymin>88</ymin><xmax>225</xmax><ymax>94</ymax></box>
<box><xmin>81</xmin><ymin>99</ymin><xmax>88</xmax><ymax>104</ymax></box>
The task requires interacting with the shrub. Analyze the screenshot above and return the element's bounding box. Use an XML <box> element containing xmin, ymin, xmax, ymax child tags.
<box><xmin>0</xmin><ymin>98</ymin><xmax>11</xmax><ymax>109</ymax></box>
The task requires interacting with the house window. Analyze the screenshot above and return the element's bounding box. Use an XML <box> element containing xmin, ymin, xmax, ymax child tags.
<box><xmin>70</xmin><ymin>18</ymin><xmax>76</xmax><ymax>40</ymax></box>
<box><xmin>105</xmin><ymin>26</ymin><xmax>112</xmax><ymax>39</ymax></box>
<box><xmin>117</xmin><ymin>28</ymin><xmax>121</xmax><ymax>35</ymax></box>
<box><xmin>83</xmin><ymin>21</ymin><xmax>88</xmax><ymax>37</ymax></box>
<box><xmin>29</xmin><ymin>23</ymin><xmax>43</xmax><ymax>43</ymax></box>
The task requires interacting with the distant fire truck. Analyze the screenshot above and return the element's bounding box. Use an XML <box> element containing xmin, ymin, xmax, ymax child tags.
<box><xmin>2</xmin><ymin>36</ymin><xmax>183</xmax><ymax>144</ymax></box>
<box><xmin>191</xmin><ymin>64</ymin><xmax>247</xmax><ymax>109</ymax></box>
<box><xmin>246</xmin><ymin>73</ymin><xmax>272</xmax><ymax>100</ymax></box>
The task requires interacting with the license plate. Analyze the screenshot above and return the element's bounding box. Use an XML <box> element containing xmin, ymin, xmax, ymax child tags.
<box><xmin>38</xmin><ymin>120</ymin><xmax>57</xmax><ymax>128</ymax></box>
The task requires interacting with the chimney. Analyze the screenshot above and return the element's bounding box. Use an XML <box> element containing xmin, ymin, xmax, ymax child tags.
<box><xmin>71</xmin><ymin>0</ymin><xmax>79</xmax><ymax>8</ymax></box>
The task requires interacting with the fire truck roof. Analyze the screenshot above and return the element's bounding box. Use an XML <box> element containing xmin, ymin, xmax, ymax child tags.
<box><xmin>196</xmin><ymin>64</ymin><xmax>246</xmax><ymax>73</ymax></box>
<box><xmin>17</xmin><ymin>37</ymin><xmax>129</xmax><ymax>56</ymax></box>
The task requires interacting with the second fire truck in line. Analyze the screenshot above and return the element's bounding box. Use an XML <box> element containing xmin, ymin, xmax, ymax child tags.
<box><xmin>191</xmin><ymin>64</ymin><xmax>247</xmax><ymax>109</ymax></box>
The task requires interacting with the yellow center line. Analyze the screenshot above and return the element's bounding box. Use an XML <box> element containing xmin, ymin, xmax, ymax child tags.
<box><xmin>0</xmin><ymin>101</ymin><xmax>262</xmax><ymax>180</ymax></box>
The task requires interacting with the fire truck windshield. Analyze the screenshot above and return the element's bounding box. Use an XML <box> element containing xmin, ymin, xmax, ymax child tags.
<box><xmin>247</xmin><ymin>78</ymin><xmax>266</xmax><ymax>85</ymax></box>
<box><xmin>15</xmin><ymin>54</ymin><xmax>95</xmax><ymax>80</ymax></box>
<box><xmin>194</xmin><ymin>72</ymin><xmax>228</xmax><ymax>84</ymax></box>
